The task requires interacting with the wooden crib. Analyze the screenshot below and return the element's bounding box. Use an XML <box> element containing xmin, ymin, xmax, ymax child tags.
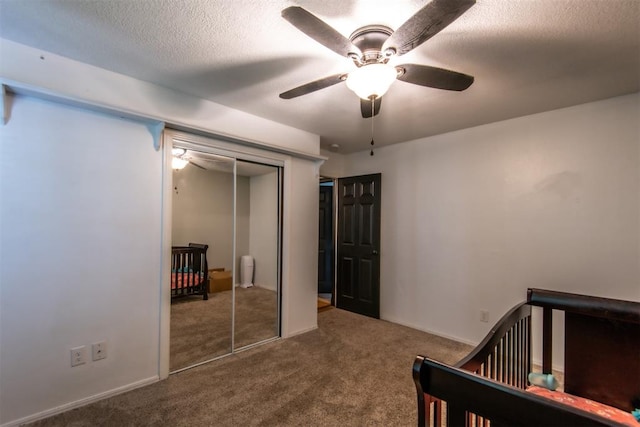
<box><xmin>171</xmin><ymin>243</ymin><xmax>209</xmax><ymax>300</ymax></box>
<box><xmin>413</xmin><ymin>288</ymin><xmax>640</xmax><ymax>426</ymax></box>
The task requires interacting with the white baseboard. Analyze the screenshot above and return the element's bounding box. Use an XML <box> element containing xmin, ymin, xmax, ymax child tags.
<box><xmin>1</xmin><ymin>376</ymin><xmax>159</xmax><ymax>427</ymax></box>
<box><xmin>531</xmin><ymin>358</ymin><xmax>565</xmax><ymax>374</ymax></box>
<box><xmin>383</xmin><ymin>315</ymin><xmax>566</xmax><ymax>374</ymax></box>
<box><xmin>282</xmin><ymin>324</ymin><xmax>317</xmax><ymax>339</ymax></box>
<box><xmin>254</xmin><ymin>283</ymin><xmax>277</xmax><ymax>292</ymax></box>
<box><xmin>381</xmin><ymin>315</ymin><xmax>478</xmax><ymax>347</ymax></box>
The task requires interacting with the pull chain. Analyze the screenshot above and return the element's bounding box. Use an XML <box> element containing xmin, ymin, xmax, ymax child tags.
<box><xmin>370</xmin><ymin>96</ymin><xmax>375</xmax><ymax>156</ymax></box>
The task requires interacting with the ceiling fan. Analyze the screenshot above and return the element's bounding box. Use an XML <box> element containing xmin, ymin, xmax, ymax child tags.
<box><xmin>279</xmin><ymin>0</ymin><xmax>476</xmax><ymax>118</ymax></box>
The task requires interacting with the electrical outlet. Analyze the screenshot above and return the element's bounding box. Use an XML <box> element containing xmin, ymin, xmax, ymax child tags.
<box><xmin>70</xmin><ymin>346</ymin><xmax>87</xmax><ymax>367</ymax></box>
<box><xmin>92</xmin><ymin>341</ymin><xmax>107</xmax><ymax>361</ymax></box>
<box><xmin>480</xmin><ymin>310</ymin><xmax>489</xmax><ymax>323</ymax></box>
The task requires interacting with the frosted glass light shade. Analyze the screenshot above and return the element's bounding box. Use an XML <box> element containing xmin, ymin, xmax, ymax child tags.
<box><xmin>346</xmin><ymin>64</ymin><xmax>397</xmax><ymax>100</ymax></box>
<box><xmin>172</xmin><ymin>157</ymin><xmax>188</xmax><ymax>170</ymax></box>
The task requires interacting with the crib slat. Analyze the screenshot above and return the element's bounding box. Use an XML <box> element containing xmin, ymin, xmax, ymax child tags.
<box><xmin>528</xmin><ymin>315</ymin><xmax>532</xmax><ymax>374</ymax></box>
<box><xmin>509</xmin><ymin>323</ymin><xmax>518</xmax><ymax>385</ymax></box>
<box><xmin>490</xmin><ymin>345</ymin><xmax>494</xmax><ymax>381</ymax></box>
<box><xmin>512</xmin><ymin>322</ymin><xmax>516</xmax><ymax>388</ymax></box>
<box><xmin>523</xmin><ymin>318</ymin><xmax>527</xmax><ymax>386</ymax></box>
<box><xmin>502</xmin><ymin>338</ymin><xmax>506</xmax><ymax>383</ymax></box>
<box><xmin>542</xmin><ymin>307</ymin><xmax>552</xmax><ymax>373</ymax></box>
<box><xmin>516</xmin><ymin>320</ymin><xmax>521</xmax><ymax>387</ymax></box>
<box><xmin>511</xmin><ymin>328</ymin><xmax>516</xmax><ymax>385</ymax></box>
<box><xmin>447</xmin><ymin>402</ymin><xmax>465</xmax><ymax>427</ymax></box>
<box><xmin>516</xmin><ymin>322</ymin><xmax>521</xmax><ymax>387</ymax></box>
<box><xmin>524</xmin><ymin>318</ymin><xmax>527</xmax><ymax>385</ymax></box>
<box><xmin>517</xmin><ymin>319</ymin><xmax>522</xmax><ymax>387</ymax></box>
<box><xmin>507</xmin><ymin>331</ymin><xmax>511</xmax><ymax>385</ymax></box>
<box><xmin>497</xmin><ymin>338</ymin><xmax>503</xmax><ymax>383</ymax></box>
<box><xmin>504</xmin><ymin>334</ymin><xmax>509</xmax><ymax>385</ymax></box>
<box><xmin>432</xmin><ymin>400</ymin><xmax>440</xmax><ymax>427</ymax></box>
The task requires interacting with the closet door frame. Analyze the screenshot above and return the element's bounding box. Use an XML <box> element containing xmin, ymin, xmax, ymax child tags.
<box><xmin>160</xmin><ymin>130</ymin><xmax>284</xmax><ymax>378</ymax></box>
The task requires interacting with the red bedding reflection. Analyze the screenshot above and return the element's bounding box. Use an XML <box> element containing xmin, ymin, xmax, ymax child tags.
<box><xmin>171</xmin><ymin>272</ymin><xmax>205</xmax><ymax>290</ymax></box>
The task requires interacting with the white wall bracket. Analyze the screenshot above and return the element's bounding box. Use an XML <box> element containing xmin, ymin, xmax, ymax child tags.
<box><xmin>148</xmin><ymin>121</ymin><xmax>165</xmax><ymax>151</ymax></box>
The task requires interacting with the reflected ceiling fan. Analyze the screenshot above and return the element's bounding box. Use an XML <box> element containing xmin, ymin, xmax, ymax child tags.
<box><xmin>172</xmin><ymin>148</ymin><xmax>236</xmax><ymax>172</ymax></box>
<box><xmin>171</xmin><ymin>148</ymin><xmax>206</xmax><ymax>170</ymax></box>
<box><xmin>279</xmin><ymin>0</ymin><xmax>475</xmax><ymax>118</ymax></box>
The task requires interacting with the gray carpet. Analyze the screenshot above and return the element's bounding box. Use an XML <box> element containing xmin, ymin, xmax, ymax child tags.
<box><xmin>171</xmin><ymin>286</ymin><xmax>278</xmax><ymax>371</ymax></box>
<box><xmin>31</xmin><ymin>308</ymin><xmax>472</xmax><ymax>426</ymax></box>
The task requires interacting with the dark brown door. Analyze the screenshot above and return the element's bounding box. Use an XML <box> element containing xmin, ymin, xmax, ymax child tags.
<box><xmin>336</xmin><ymin>174</ymin><xmax>381</xmax><ymax>318</ymax></box>
<box><xmin>318</xmin><ymin>184</ymin><xmax>334</xmax><ymax>294</ymax></box>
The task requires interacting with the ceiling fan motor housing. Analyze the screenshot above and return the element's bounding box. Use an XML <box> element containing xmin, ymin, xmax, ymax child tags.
<box><xmin>349</xmin><ymin>25</ymin><xmax>393</xmax><ymax>65</ymax></box>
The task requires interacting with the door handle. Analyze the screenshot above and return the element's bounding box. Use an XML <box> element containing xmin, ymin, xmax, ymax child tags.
<box><xmin>372</xmin><ymin>249</ymin><xmax>379</xmax><ymax>255</ymax></box>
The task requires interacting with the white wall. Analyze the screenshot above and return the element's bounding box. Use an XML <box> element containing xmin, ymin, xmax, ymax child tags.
<box><xmin>249</xmin><ymin>171</ymin><xmax>279</xmax><ymax>291</ymax></box>
<box><xmin>281</xmin><ymin>157</ymin><xmax>320</xmax><ymax>338</ymax></box>
<box><xmin>319</xmin><ymin>149</ymin><xmax>345</xmax><ymax>178</ymax></box>
<box><xmin>0</xmin><ymin>96</ymin><xmax>162</xmax><ymax>424</ymax></box>
<box><xmin>341</xmin><ymin>94</ymin><xmax>640</xmax><ymax>355</ymax></box>
<box><xmin>235</xmin><ymin>175</ymin><xmax>250</xmax><ymax>276</ymax></box>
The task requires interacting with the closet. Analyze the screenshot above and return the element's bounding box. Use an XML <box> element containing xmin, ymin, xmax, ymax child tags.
<box><xmin>168</xmin><ymin>133</ymin><xmax>281</xmax><ymax>372</ymax></box>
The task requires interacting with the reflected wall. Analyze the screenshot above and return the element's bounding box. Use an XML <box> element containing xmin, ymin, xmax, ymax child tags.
<box><xmin>234</xmin><ymin>162</ymin><xmax>280</xmax><ymax>349</ymax></box>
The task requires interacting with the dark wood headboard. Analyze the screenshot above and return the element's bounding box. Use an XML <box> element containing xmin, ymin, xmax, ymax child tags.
<box><xmin>527</xmin><ymin>288</ymin><xmax>640</xmax><ymax>411</ymax></box>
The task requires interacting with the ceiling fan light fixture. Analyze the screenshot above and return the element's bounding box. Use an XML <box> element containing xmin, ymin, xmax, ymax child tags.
<box><xmin>346</xmin><ymin>63</ymin><xmax>397</xmax><ymax>100</ymax></box>
<box><xmin>172</xmin><ymin>156</ymin><xmax>188</xmax><ymax>170</ymax></box>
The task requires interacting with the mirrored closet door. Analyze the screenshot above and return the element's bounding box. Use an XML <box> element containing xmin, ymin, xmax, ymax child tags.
<box><xmin>169</xmin><ymin>144</ymin><xmax>281</xmax><ymax>372</ymax></box>
<box><xmin>234</xmin><ymin>161</ymin><xmax>280</xmax><ymax>349</ymax></box>
<box><xmin>170</xmin><ymin>152</ymin><xmax>235</xmax><ymax>371</ymax></box>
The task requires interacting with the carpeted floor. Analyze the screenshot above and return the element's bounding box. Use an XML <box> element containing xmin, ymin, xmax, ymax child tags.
<box><xmin>171</xmin><ymin>286</ymin><xmax>278</xmax><ymax>371</ymax></box>
<box><xmin>31</xmin><ymin>308</ymin><xmax>472</xmax><ymax>426</ymax></box>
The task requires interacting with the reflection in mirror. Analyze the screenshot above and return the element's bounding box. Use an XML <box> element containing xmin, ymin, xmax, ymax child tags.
<box><xmin>170</xmin><ymin>150</ymin><xmax>235</xmax><ymax>371</ymax></box>
<box><xmin>234</xmin><ymin>160</ymin><xmax>280</xmax><ymax>349</ymax></box>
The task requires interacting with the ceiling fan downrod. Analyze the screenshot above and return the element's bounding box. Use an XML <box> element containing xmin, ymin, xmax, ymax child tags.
<box><xmin>370</xmin><ymin>96</ymin><xmax>375</xmax><ymax>156</ymax></box>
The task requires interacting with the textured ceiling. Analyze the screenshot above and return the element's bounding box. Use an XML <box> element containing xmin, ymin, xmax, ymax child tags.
<box><xmin>1</xmin><ymin>0</ymin><xmax>638</xmax><ymax>153</ymax></box>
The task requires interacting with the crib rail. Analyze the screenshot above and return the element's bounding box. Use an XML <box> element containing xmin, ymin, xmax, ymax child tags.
<box><xmin>456</xmin><ymin>302</ymin><xmax>531</xmax><ymax>386</ymax></box>
<box><xmin>414</xmin><ymin>288</ymin><xmax>640</xmax><ymax>426</ymax></box>
<box><xmin>527</xmin><ymin>288</ymin><xmax>640</xmax><ymax>324</ymax></box>
<box><xmin>527</xmin><ymin>288</ymin><xmax>640</xmax><ymax>411</ymax></box>
<box><xmin>415</xmin><ymin>302</ymin><xmax>532</xmax><ymax>426</ymax></box>
<box><xmin>413</xmin><ymin>357</ymin><xmax>621</xmax><ymax>427</ymax></box>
